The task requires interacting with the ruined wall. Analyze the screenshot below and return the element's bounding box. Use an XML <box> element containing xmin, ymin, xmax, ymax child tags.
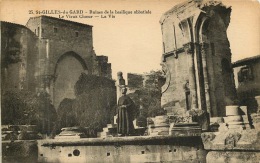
<box><xmin>1</xmin><ymin>21</ymin><xmax>38</xmax><ymax>93</ymax></box>
<box><xmin>160</xmin><ymin>0</ymin><xmax>237</xmax><ymax>117</ymax></box>
<box><xmin>93</xmin><ymin>56</ymin><xmax>112</xmax><ymax>79</ymax></box>
<box><xmin>25</xmin><ymin>16</ymin><xmax>113</xmax><ymax>108</ymax></box>
<box><xmin>202</xmin><ymin>5</ymin><xmax>237</xmax><ymax>116</ymax></box>
<box><xmin>37</xmin><ymin>137</ymin><xmax>207</xmax><ymax>163</ymax></box>
<box><xmin>233</xmin><ymin>56</ymin><xmax>260</xmax><ymax>113</ymax></box>
<box><xmin>161</xmin><ymin>53</ymin><xmax>190</xmax><ymax>112</ymax></box>
<box><xmin>26</xmin><ymin>16</ymin><xmax>94</xmax><ymax>75</ymax></box>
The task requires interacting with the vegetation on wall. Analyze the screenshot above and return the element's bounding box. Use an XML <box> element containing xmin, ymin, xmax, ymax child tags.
<box><xmin>55</xmin><ymin>73</ymin><xmax>117</xmax><ymax>136</ymax></box>
<box><xmin>1</xmin><ymin>70</ymin><xmax>163</xmax><ymax>136</ymax></box>
<box><xmin>1</xmin><ymin>24</ymin><xmax>22</xmax><ymax>68</ymax></box>
<box><xmin>1</xmin><ymin>90</ymin><xmax>57</xmax><ymax>134</ymax></box>
<box><xmin>128</xmin><ymin>70</ymin><xmax>165</xmax><ymax>118</ymax></box>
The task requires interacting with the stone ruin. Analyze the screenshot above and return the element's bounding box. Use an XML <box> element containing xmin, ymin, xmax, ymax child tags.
<box><xmin>160</xmin><ymin>0</ymin><xmax>237</xmax><ymax>117</ymax></box>
<box><xmin>2</xmin><ymin>0</ymin><xmax>260</xmax><ymax>163</ymax></box>
<box><xmin>91</xmin><ymin>0</ymin><xmax>260</xmax><ymax>162</ymax></box>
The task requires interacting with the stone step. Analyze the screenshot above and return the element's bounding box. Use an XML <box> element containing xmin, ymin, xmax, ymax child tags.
<box><xmin>210</xmin><ymin>117</ymin><xmax>224</xmax><ymax>124</ymax></box>
<box><xmin>107</xmin><ymin>124</ymin><xmax>117</xmax><ymax>128</ymax></box>
<box><xmin>150</xmin><ymin>124</ymin><xmax>170</xmax><ymax>128</ymax></box>
<box><xmin>170</xmin><ymin>122</ymin><xmax>201</xmax><ymax>137</ymax></box>
<box><xmin>224</xmin><ymin>116</ymin><xmax>243</xmax><ymax>123</ymax></box>
<box><xmin>102</xmin><ymin>127</ymin><xmax>117</xmax><ymax>133</ymax></box>
<box><xmin>152</xmin><ymin>127</ymin><xmax>170</xmax><ymax>132</ymax></box>
<box><xmin>170</xmin><ymin>126</ymin><xmax>201</xmax><ymax>130</ymax></box>
<box><xmin>172</xmin><ymin>122</ymin><xmax>199</xmax><ymax>127</ymax></box>
<box><xmin>228</xmin><ymin>125</ymin><xmax>245</xmax><ymax>130</ymax></box>
<box><xmin>150</xmin><ymin>131</ymin><xmax>169</xmax><ymax>136</ymax></box>
<box><xmin>228</xmin><ymin>122</ymin><xmax>244</xmax><ymax>125</ymax></box>
<box><xmin>98</xmin><ymin>131</ymin><xmax>114</xmax><ymax>138</ymax></box>
<box><xmin>153</xmin><ymin>115</ymin><xmax>169</xmax><ymax>126</ymax></box>
<box><xmin>170</xmin><ymin>128</ymin><xmax>201</xmax><ymax>137</ymax></box>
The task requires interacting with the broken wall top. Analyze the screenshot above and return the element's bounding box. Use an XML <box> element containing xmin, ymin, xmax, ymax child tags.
<box><xmin>160</xmin><ymin>0</ymin><xmax>231</xmax><ymax>26</ymax></box>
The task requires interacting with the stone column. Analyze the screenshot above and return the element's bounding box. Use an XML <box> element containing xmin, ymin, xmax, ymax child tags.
<box><xmin>184</xmin><ymin>43</ymin><xmax>197</xmax><ymax>109</ymax></box>
<box><xmin>200</xmin><ymin>43</ymin><xmax>211</xmax><ymax>116</ymax></box>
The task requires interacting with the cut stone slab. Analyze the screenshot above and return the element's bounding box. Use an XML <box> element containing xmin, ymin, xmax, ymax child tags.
<box><xmin>173</xmin><ymin>122</ymin><xmax>199</xmax><ymax>127</ymax></box>
<box><xmin>170</xmin><ymin>122</ymin><xmax>201</xmax><ymax>137</ymax></box>
<box><xmin>210</xmin><ymin>117</ymin><xmax>224</xmax><ymax>124</ymax></box>
<box><xmin>226</xmin><ymin>105</ymin><xmax>240</xmax><ymax>116</ymax></box>
<box><xmin>170</xmin><ymin>128</ymin><xmax>201</xmax><ymax>137</ymax></box>
<box><xmin>202</xmin><ymin>129</ymin><xmax>260</xmax><ymax>150</ymax></box>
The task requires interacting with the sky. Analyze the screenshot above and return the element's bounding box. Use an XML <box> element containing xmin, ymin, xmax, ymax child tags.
<box><xmin>0</xmin><ymin>0</ymin><xmax>259</xmax><ymax>80</ymax></box>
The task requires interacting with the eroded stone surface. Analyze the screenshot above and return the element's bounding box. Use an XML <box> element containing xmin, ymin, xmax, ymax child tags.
<box><xmin>202</xmin><ymin>129</ymin><xmax>260</xmax><ymax>150</ymax></box>
<box><xmin>207</xmin><ymin>151</ymin><xmax>260</xmax><ymax>163</ymax></box>
<box><xmin>160</xmin><ymin>0</ymin><xmax>237</xmax><ymax>117</ymax></box>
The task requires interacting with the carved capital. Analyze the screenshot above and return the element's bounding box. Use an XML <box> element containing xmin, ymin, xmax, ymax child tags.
<box><xmin>183</xmin><ymin>42</ymin><xmax>194</xmax><ymax>54</ymax></box>
<box><xmin>201</xmin><ymin>132</ymin><xmax>216</xmax><ymax>143</ymax></box>
<box><xmin>224</xmin><ymin>132</ymin><xmax>241</xmax><ymax>148</ymax></box>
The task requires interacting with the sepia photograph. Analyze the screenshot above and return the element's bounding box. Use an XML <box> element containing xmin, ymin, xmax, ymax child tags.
<box><xmin>0</xmin><ymin>0</ymin><xmax>260</xmax><ymax>162</ymax></box>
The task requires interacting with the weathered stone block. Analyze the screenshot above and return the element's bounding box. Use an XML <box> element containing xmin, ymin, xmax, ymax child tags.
<box><xmin>186</xmin><ymin>109</ymin><xmax>210</xmax><ymax>130</ymax></box>
<box><xmin>160</xmin><ymin>0</ymin><xmax>237</xmax><ymax>117</ymax></box>
<box><xmin>226</xmin><ymin>105</ymin><xmax>240</xmax><ymax>116</ymax></box>
<box><xmin>218</xmin><ymin>123</ymin><xmax>229</xmax><ymax>132</ymax></box>
<box><xmin>207</xmin><ymin>151</ymin><xmax>260</xmax><ymax>163</ymax></box>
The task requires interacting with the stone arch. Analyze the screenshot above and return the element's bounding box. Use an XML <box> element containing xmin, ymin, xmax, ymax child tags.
<box><xmin>195</xmin><ymin>14</ymin><xmax>212</xmax><ymax>115</ymax></box>
<box><xmin>54</xmin><ymin>51</ymin><xmax>88</xmax><ymax>76</ymax></box>
<box><xmin>199</xmin><ymin>17</ymin><xmax>210</xmax><ymax>44</ymax></box>
<box><xmin>52</xmin><ymin>51</ymin><xmax>88</xmax><ymax>109</ymax></box>
<box><xmin>189</xmin><ymin>13</ymin><xmax>209</xmax><ymax>111</ymax></box>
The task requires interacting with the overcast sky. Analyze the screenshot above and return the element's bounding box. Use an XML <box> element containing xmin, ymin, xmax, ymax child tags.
<box><xmin>1</xmin><ymin>0</ymin><xmax>259</xmax><ymax>79</ymax></box>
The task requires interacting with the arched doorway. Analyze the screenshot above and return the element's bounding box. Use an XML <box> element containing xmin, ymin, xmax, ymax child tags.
<box><xmin>53</xmin><ymin>51</ymin><xmax>88</xmax><ymax>109</ymax></box>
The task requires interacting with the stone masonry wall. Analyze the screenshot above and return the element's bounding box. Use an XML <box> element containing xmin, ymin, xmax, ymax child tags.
<box><xmin>26</xmin><ymin>16</ymin><xmax>95</xmax><ymax>76</ymax></box>
<box><xmin>1</xmin><ymin>21</ymin><xmax>38</xmax><ymax>93</ymax></box>
<box><xmin>2</xmin><ymin>16</ymin><xmax>113</xmax><ymax>111</ymax></box>
<box><xmin>25</xmin><ymin>16</ymin><xmax>113</xmax><ymax>108</ymax></box>
<box><xmin>160</xmin><ymin>0</ymin><xmax>237</xmax><ymax>117</ymax></box>
<box><xmin>161</xmin><ymin>52</ymin><xmax>189</xmax><ymax>112</ymax></box>
<box><xmin>203</xmin><ymin>5</ymin><xmax>237</xmax><ymax>116</ymax></box>
<box><xmin>37</xmin><ymin>137</ymin><xmax>206</xmax><ymax>163</ymax></box>
<box><xmin>233</xmin><ymin>56</ymin><xmax>260</xmax><ymax>113</ymax></box>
